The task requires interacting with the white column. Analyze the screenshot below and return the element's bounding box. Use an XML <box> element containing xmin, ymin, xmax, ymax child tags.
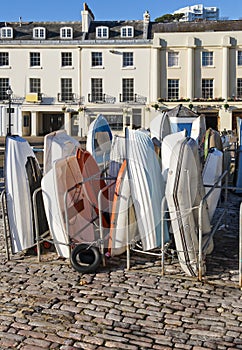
<box><xmin>31</xmin><ymin>111</ymin><xmax>37</xmax><ymax>136</ymax></box>
<box><xmin>151</xmin><ymin>47</ymin><xmax>159</xmax><ymax>102</ymax></box>
<box><xmin>222</xmin><ymin>36</ymin><xmax>231</xmax><ymax>101</ymax></box>
<box><xmin>187</xmin><ymin>47</ymin><xmax>194</xmax><ymax>100</ymax></box>
<box><xmin>222</xmin><ymin>46</ymin><xmax>229</xmax><ymax>100</ymax></box>
<box><xmin>187</xmin><ymin>37</ymin><xmax>195</xmax><ymax>101</ymax></box>
<box><xmin>78</xmin><ymin>111</ymin><xmax>87</xmax><ymax>137</ymax></box>
<box><xmin>64</xmin><ymin>112</ymin><xmax>71</xmax><ymax>135</ymax></box>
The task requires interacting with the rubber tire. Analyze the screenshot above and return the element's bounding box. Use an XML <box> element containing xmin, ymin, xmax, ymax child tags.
<box><xmin>70</xmin><ymin>244</ymin><xmax>101</xmax><ymax>274</ymax></box>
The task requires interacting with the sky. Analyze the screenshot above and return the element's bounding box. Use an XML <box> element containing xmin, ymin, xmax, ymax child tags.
<box><xmin>0</xmin><ymin>0</ymin><xmax>242</xmax><ymax>23</ymax></box>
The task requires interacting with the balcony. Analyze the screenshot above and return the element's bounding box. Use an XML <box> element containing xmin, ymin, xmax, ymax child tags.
<box><xmin>25</xmin><ymin>92</ymin><xmax>42</xmax><ymax>103</ymax></box>
<box><xmin>58</xmin><ymin>93</ymin><xmax>84</xmax><ymax>104</ymax></box>
<box><xmin>119</xmin><ymin>94</ymin><xmax>147</xmax><ymax>104</ymax></box>
<box><xmin>88</xmin><ymin>94</ymin><xmax>116</xmax><ymax>104</ymax></box>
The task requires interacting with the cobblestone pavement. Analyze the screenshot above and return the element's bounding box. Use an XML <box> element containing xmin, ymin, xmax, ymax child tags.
<box><xmin>0</xmin><ymin>190</ymin><xmax>242</xmax><ymax>350</ymax></box>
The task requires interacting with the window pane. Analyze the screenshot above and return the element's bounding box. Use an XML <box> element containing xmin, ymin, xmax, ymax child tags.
<box><xmin>91</xmin><ymin>78</ymin><xmax>103</xmax><ymax>102</ymax></box>
<box><xmin>122</xmin><ymin>78</ymin><xmax>134</xmax><ymax>102</ymax></box>
<box><xmin>30</xmin><ymin>78</ymin><xmax>41</xmax><ymax>93</ymax></box>
<box><xmin>0</xmin><ymin>78</ymin><xmax>9</xmax><ymax>100</ymax></box>
<box><xmin>61</xmin><ymin>52</ymin><xmax>72</xmax><ymax>66</ymax></box>
<box><xmin>96</xmin><ymin>27</ymin><xmax>108</xmax><ymax>38</ymax></box>
<box><xmin>237</xmin><ymin>78</ymin><xmax>242</xmax><ymax>98</ymax></box>
<box><xmin>105</xmin><ymin>115</ymin><xmax>123</xmax><ymax>130</ymax></box>
<box><xmin>61</xmin><ymin>78</ymin><xmax>73</xmax><ymax>101</ymax></box>
<box><xmin>123</xmin><ymin>52</ymin><xmax>133</xmax><ymax>67</ymax></box>
<box><xmin>238</xmin><ymin>51</ymin><xmax>242</xmax><ymax>66</ymax></box>
<box><xmin>202</xmin><ymin>52</ymin><xmax>213</xmax><ymax>66</ymax></box>
<box><xmin>168</xmin><ymin>52</ymin><xmax>179</xmax><ymax>67</ymax></box>
<box><xmin>30</xmin><ymin>52</ymin><xmax>40</xmax><ymax>67</ymax></box>
<box><xmin>168</xmin><ymin>79</ymin><xmax>179</xmax><ymax>99</ymax></box>
<box><xmin>0</xmin><ymin>52</ymin><xmax>9</xmax><ymax>66</ymax></box>
<box><xmin>91</xmin><ymin>52</ymin><xmax>102</xmax><ymax>66</ymax></box>
<box><xmin>61</xmin><ymin>28</ymin><xmax>72</xmax><ymax>38</ymax></box>
<box><xmin>1</xmin><ymin>28</ymin><xmax>12</xmax><ymax>38</ymax></box>
<box><xmin>202</xmin><ymin>79</ymin><xmax>213</xmax><ymax>99</ymax></box>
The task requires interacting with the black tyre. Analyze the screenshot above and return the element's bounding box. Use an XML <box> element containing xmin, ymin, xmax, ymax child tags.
<box><xmin>70</xmin><ymin>244</ymin><xmax>101</xmax><ymax>273</ymax></box>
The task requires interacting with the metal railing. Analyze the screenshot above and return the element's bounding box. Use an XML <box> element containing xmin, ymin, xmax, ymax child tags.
<box><xmin>88</xmin><ymin>93</ymin><xmax>116</xmax><ymax>104</ymax></box>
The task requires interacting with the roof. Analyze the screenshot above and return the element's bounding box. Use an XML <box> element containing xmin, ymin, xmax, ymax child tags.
<box><xmin>0</xmin><ymin>21</ymin><xmax>84</xmax><ymax>41</ymax></box>
<box><xmin>151</xmin><ymin>19</ymin><xmax>242</xmax><ymax>34</ymax></box>
<box><xmin>1</xmin><ymin>18</ymin><xmax>242</xmax><ymax>42</ymax></box>
<box><xmin>166</xmin><ymin>104</ymin><xmax>199</xmax><ymax>118</ymax></box>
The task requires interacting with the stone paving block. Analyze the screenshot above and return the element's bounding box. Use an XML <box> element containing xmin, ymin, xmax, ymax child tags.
<box><xmin>22</xmin><ymin>337</ymin><xmax>51</xmax><ymax>348</ymax></box>
<box><xmin>104</xmin><ymin>340</ymin><xmax>138</xmax><ymax>349</ymax></box>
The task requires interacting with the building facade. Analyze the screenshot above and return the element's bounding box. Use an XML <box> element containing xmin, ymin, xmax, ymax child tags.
<box><xmin>0</xmin><ymin>3</ymin><xmax>241</xmax><ymax>137</ymax></box>
<box><xmin>173</xmin><ymin>4</ymin><xmax>219</xmax><ymax>22</ymax></box>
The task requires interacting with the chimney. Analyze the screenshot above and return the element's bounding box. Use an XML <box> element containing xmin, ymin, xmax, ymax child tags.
<box><xmin>81</xmin><ymin>2</ymin><xmax>95</xmax><ymax>33</ymax></box>
<box><xmin>143</xmin><ymin>10</ymin><xmax>150</xmax><ymax>39</ymax></box>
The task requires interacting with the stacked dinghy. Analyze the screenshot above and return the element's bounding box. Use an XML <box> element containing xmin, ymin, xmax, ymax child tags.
<box><xmin>165</xmin><ymin>136</ymin><xmax>213</xmax><ymax>276</ymax></box>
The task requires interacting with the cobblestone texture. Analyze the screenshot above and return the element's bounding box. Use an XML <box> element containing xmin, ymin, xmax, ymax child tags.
<box><xmin>0</xmin><ymin>190</ymin><xmax>241</xmax><ymax>349</ymax></box>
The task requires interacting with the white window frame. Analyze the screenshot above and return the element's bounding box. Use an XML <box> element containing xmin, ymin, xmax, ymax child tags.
<box><xmin>168</xmin><ymin>51</ymin><xmax>179</xmax><ymax>67</ymax></box>
<box><xmin>33</xmin><ymin>27</ymin><xmax>46</xmax><ymax>39</ymax></box>
<box><xmin>202</xmin><ymin>79</ymin><xmax>214</xmax><ymax>99</ymax></box>
<box><xmin>123</xmin><ymin>52</ymin><xmax>134</xmax><ymax>68</ymax></box>
<box><xmin>60</xmin><ymin>27</ymin><xmax>73</xmax><ymax>39</ymax></box>
<box><xmin>1</xmin><ymin>27</ymin><xmax>13</xmax><ymax>39</ymax></box>
<box><xmin>96</xmin><ymin>26</ymin><xmax>109</xmax><ymax>39</ymax></box>
<box><xmin>238</xmin><ymin>51</ymin><xmax>242</xmax><ymax>66</ymax></box>
<box><xmin>121</xmin><ymin>26</ymin><xmax>134</xmax><ymax>38</ymax></box>
<box><xmin>168</xmin><ymin>79</ymin><xmax>179</xmax><ymax>100</ymax></box>
<box><xmin>202</xmin><ymin>51</ymin><xmax>214</xmax><ymax>67</ymax></box>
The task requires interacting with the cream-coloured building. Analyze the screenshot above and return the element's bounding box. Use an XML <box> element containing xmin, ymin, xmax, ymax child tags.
<box><xmin>0</xmin><ymin>3</ymin><xmax>242</xmax><ymax>137</ymax></box>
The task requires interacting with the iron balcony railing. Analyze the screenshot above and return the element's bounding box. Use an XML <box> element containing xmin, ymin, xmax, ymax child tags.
<box><xmin>119</xmin><ymin>93</ymin><xmax>147</xmax><ymax>104</ymax></box>
<box><xmin>88</xmin><ymin>94</ymin><xmax>116</xmax><ymax>104</ymax></box>
<box><xmin>57</xmin><ymin>93</ymin><xmax>85</xmax><ymax>104</ymax></box>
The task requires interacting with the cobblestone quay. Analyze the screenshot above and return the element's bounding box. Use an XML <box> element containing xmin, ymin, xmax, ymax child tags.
<box><xmin>0</xmin><ymin>190</ymin><xmax>242</xmax><ymax>350</ymax></box>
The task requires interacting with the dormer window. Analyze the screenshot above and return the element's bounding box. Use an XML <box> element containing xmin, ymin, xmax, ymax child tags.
<box><xmin>60</xmin><ymin>27</ymin><xmax>73</xmax><ymax>39</ymax></box>
<box><xmin>33</xmin><ymin>27</ymin><xmax>46</xmax><ymax>39</ymax></box>
<box><xmin>1</xmin><ymin>27</ymin><xmax>13</xmax><ymax>39</ymax></box>
<box><xmin>121</xmin><ymin>26</ymin><xmax>134</xmax><ymax>38</ymax></box>
<box><xmin>96</xmin><ymin>26</ymin><xmax>109</xmax><ymax>39</ymax></box>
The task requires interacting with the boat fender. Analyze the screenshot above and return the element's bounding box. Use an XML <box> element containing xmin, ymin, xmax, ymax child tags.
<box><xmin>70</xmin><ymin>244</ymin><xmax>101</xmax><ymax>274</ymax></box>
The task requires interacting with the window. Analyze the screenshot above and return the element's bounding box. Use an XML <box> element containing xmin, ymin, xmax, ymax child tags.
<box><xmin>23</xmin><ymin>115</ymin><xmax>30</xmax><ymax>127</ymax></box>
<box><xmin>30</xmin><ymin>78</ymin><xmax>41</xmax><ymax>93</ymax></box>
<box><xmin>0</xmin><ymin>52</ymin><xmax>9</xmax><ymax>66</ymax></box>
<box><xmin>60</xmin><ymin>27</ymin><xmax>73</xmax><ymax>39</ymax></box>
<box><xmin>238</xmin><ymin>51</ymin><xmax>242</xmax><ymax>66</ymax></box>
<box><xmin>61</xmin><ymin>78</ymin><xmax>73</xmax><ymax>101</ymax></box>
<box><xmin>237</xmin><ymin>78</ymin><xmax>242</xmax><ymax>98</ymax></box>
<box><xmin>123</xmin><ymin>52</ymin><xmax>133</xmax><ymax>67</ymax></box>
<box><xmin>91</xmin><ymin>78</ymin><xmax>103</xmax><ymax>102</ymax></box>
<box><xmin>30</xmin><ymin>52</ymin><xmax>41</xmax><ymax>67</ymax></box>
<box><xmin>91</xmin><ymin>52</ymin><xmax>102</xmax><ymax>67</ymax></box>
<box><xmin>121</xmin><ymin>26</ymin><xmax>134</xmax><ymax>38</ymax></box>
<box><xmin>105</xmin><ymin>115</ymin><xmax>123</xmax><ymax>130</ymax></box>
<box><xmin>202</xmin><ymin>51</ymin><xmax>213</xmax><ymax>66</ymax></box>
<box><xmin>122</xmin><ymin>78</ymin><xmax>134</xmax><ymax>102</ymax></box>
<box><xmin>168</xmin><ymin>52</ymin><xmax>179</xmax><ymax>67</ymax></box>
<box><xmin>1</xmin><ymin>27</ymin><xmax>13</xmax><ymax>39</ymax></box>
<box><xmin>33</xmin><ymin>27</ymin><xmax>46</xmax><ymax>39</ymax></box>
<box><xmin>96</xmin><ymin>26</ymin><xmax>109</xmax><ymax>39</ymax></box>
<box><xmin>168</xmin><ymin>79</ymin><xmax>179</xmax><ymax>100</ymax></box>
<box><xmin>61</xmin><ymin>52</ymin><xmax>72</xmax><ymax>67</ymax></box>
<box><xmin>0</xmin><ymin>78</ymin><xmax>9</xmax><ymax>100</ymax></box>
<box><xmin>202</xmin><ymin>79</ymin><xmax>213</xmax><ymax>99</ymax></box>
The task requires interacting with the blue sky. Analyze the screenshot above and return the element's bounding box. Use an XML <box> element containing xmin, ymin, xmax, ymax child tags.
<box><xmin>1</xmin><ymin>1</ymin><xmax>241</xmax><ymax>22</ymax></box>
